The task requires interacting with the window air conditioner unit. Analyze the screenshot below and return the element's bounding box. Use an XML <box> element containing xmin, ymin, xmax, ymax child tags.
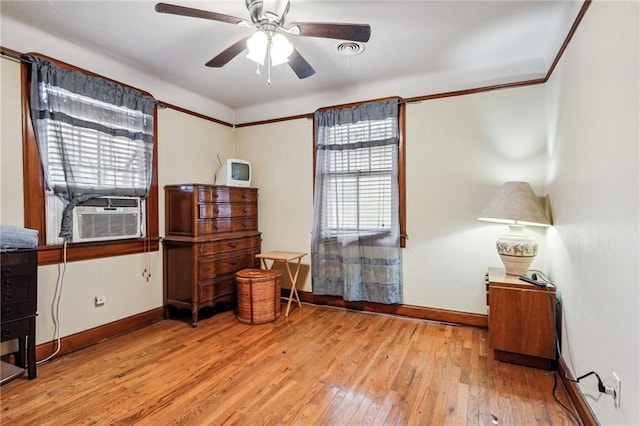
<box><xmin>72</xmin><ymin>196</ymin><xmax>143</xmax><ymax>243</ymax></box>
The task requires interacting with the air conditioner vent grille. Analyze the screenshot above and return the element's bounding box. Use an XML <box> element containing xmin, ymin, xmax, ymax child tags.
<box><xmin>78</xmin><ymin>197</ymin><xmax>141</xmax><ymax>208</ymax></box>
<box><xmin>76</xmin><ymin>212</ymin><xmax>140</xmax><ymax>241</ymax></box>
<box><xmin>72</xmin><ymin>196</ymin><xmax>143</xmax><ymax>243</ymax></box>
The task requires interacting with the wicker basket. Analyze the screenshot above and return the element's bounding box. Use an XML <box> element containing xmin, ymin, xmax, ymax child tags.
<box><xmin>236</xmin><ymin>268</ymin><xmax>282</xmax><ymax>324</ymax></box>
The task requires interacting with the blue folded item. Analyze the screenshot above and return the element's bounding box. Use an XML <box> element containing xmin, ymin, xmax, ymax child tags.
<box><xmin>0</xmin><ymin>225</ymin><xmax>38</xmax><ymax>250</ymax></box>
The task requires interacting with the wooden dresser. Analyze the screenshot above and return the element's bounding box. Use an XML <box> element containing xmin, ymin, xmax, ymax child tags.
<box><xmin>486</xmin><ymin>267</ymin><xmax>557</xmax><ymax>369</ymax></box>
<box><xmin>1</xmin><ymin>249</ymin><xmax>37</xmax><ymax>380</ymax></box>
<box><xmin>163</xmin><ymin>184</ymin><xmax>261</xmax><ymax>326</ymax></box>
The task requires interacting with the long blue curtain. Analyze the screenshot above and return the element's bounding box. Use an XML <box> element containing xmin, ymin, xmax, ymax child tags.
<box><xmin>311</xmin><ymin>99</ymin><xmax>402</xmax><ymax>304</ymax></box>
<box><xmin>27</xmin><ymin>56</ymin><xmax>156</xmax><ymax>238</ymax></box>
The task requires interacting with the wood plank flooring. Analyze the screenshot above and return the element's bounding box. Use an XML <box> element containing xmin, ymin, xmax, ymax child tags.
<box><xmin>1</xmin><ymin>304</ymin><xmax>578</xmax><ymax>425</ymax></box>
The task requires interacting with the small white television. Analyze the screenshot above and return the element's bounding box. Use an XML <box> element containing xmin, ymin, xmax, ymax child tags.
<box><xmin>215</xmin><ymin>158</ymin><xmax>252</xmax><ymax>187</ymax></box>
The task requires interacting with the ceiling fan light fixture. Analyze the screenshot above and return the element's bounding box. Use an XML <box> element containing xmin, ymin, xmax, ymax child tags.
<box><xmin>246</xmin><ymin>30</ymin><xmax>268</xmax><ymax>65</ymax></box>
<box><xmin>270</xmin><ymin>33</ymin><xmax>294</xmax><ymax>65</ymax></box>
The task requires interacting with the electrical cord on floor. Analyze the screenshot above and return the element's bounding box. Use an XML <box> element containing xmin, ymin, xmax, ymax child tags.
<box><xmin>528</xmin><ymin>269</ymin><xmax>583</xmax><ymax>426</ymax></box>
<box><xmin>37</xmin><ymin>238</ymin><xmax>68</xmax><ymax>364</ymax></box>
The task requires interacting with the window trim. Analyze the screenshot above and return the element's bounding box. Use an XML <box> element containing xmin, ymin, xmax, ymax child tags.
<box><xmin>313</xmin><ymin>96</ymin><xmax>406</xmax><ymax>248</ymax></box>
<box><xmin>21</xmin><ymin>54</ymin><xmax>159</xmax><ymax>265</ymax></box>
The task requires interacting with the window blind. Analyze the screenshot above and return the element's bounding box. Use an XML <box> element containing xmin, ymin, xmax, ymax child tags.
<box><xmin>317</xmin><ymin>118</ymin><xmax>397</xmax><ymax>235</ymax></box>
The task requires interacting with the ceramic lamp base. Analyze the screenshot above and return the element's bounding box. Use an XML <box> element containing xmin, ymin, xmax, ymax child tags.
<box><xmin>495</xmin><ymin>224</ymin><xmax>538</xmax><ymax>276</ymax></box>
<box><xmin>499</xmin><ymin>254</ymin><xmax>535</xmax><ymax>276</ymax></box>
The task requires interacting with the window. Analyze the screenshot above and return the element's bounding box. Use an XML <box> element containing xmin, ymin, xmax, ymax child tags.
<box><xmin>321</xmin><ymin>120</ymin><xmax>395</xmax><ymax>235</ymax></box>
<box><xmin>21</xmin><ymin>54</ymin><xmax>159</xmax><ymax>265</ymax></box>
<box><xmin>313</xmin><ymin>98</ymin><xmax>406</xmax><ymax>246</ymax></box>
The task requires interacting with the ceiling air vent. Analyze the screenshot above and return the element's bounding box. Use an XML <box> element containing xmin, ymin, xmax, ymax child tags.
<box><xmin>335</xmin><ymin>41</ymin><xmax>365</xmax><ymax>56</ymax></box>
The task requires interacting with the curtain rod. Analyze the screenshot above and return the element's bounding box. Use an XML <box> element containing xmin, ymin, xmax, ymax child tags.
<box><xmin>1</xmin><ymin>49</ymin><xmax>30</xmax><ymax>64</ymax></box>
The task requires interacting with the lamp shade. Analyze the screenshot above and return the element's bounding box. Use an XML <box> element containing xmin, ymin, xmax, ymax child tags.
<box><xmin>478</xmin><ymin>181</ymin><xmax>550</xmax><ymax>227</ymax></box>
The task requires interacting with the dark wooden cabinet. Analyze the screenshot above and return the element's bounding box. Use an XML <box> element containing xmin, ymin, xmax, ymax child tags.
<box><xmin>163</xmin><ymin>184</ymin><xmax>261</xmax><ymax>326</ymax></box>
<box><xmin>1</xmin><ymin>249</ymin><xmax>37</xmax><ymax>380</ymax></box>
<box><xmin>487</xmin><ymin>267</ymin><xmax>557</xmax><ymax>369</ymax></box>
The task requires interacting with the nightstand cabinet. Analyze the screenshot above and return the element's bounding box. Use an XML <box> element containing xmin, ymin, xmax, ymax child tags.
<box><xmin>486</xmin><ymin>267</ymin><xmax>557</xmax><ymax>370</ymax></box>
<box><xmin>1</xmin><ymin>249</ymin><xmax>38</xmax><ymax>380</ymax></box>
<box><xmin>163</xmin><ymin>184</ymin><xmax>261</xmax><ymax>326</ymax></box>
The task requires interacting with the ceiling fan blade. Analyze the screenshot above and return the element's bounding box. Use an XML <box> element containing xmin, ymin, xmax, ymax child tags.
<box><xmin>290</xmin><ymin>22</ymin><xmax>371</xmax><ymax>43</ymax></box>
<box><xmin>205</xmin><ymin>37</ymin><xmax>250</xmax><ymax>68</ymax></box>
<box><xmin>288</xmin><ymin>48</ymin><xmax>316</xmax><ymax>79</ymax></box>
<box><xmin>155</xmin><ymin>3</ymin><xmax>246</xmax><ymax>25</ymax></box>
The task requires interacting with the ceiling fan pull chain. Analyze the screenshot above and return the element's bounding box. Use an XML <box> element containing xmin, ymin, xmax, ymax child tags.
<box><xmin>267</xmin><ymin>39</ymin><xmax>272</xmax><ymax>85</ymax></box>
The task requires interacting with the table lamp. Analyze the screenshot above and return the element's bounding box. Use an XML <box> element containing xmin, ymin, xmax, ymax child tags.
<box><xmin>478</xmin><ymin>181</ymin><xmax>551</xmax><ymax>275</ymax></box>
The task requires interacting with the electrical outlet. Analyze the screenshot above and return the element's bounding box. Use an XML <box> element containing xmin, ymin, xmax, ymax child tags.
<box><xmin>612</xmin><ymin>371</ymin><xmax>621</xmax><ymax>408</ymax></box>
<box><xmin>94</xmin><ymin>295</ymin><xmax>106</xmax><ymax>306</ymax></box>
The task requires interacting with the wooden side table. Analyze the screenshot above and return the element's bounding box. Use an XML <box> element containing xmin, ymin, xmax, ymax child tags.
<box><xmin>486</xmin><ymin>267</ymin><xmax>557</xmax><ymax>369</ymax></box>
<box><xmin>255</xmin><ymin>251</ymin><xmax>307</xmax><ymax>317</ymax></box>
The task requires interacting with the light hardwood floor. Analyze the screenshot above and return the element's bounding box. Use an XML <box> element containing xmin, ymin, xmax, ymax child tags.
<box><xmin>1</xmin><ymin>304</ymin><xmax>577</xmax><ymax>425</ymax></box>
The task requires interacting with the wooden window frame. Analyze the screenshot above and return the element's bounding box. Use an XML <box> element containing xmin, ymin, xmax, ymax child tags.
<box><xmin>313</xmin><ymin>97</ymin><xmax>407</xmax><ymax>248</ymax></box>
<box><xmin>21</xmin><ymin>54</ymin><xmax>159</xmax><ymax>265</ymax></box>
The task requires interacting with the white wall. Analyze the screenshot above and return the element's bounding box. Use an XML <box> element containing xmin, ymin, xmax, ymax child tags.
<box><xmin>545</xmin><ymin>1</ymin><xmax>639</xmax><ymax>424</ymax></box>
<box><xmin>234</xmin><ymin>87</ymin><xmax>549</xmax><ymax>313</ymax></box>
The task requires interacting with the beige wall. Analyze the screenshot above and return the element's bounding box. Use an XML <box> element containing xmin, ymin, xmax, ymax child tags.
<box><xmin>234</xmin><ymin>118</ymin><xmax>314</xmax><ymax>290</ymax></box>
<box><xmin>546</xmin><ymin>1</ymin><xmax>639</xmax><ymax>423</ymax></box>
<box><xmin>0</xmin><ymin>58</ymin><xmax>24</xmax><ymax>225</ymax></box>
<box><xmin>157</xmin><ymin>107</ymin><xmax>236</xmax><ymax>234</ymax></box>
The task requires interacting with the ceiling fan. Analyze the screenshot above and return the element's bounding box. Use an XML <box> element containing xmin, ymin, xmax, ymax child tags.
<box><xmin>155</xmin><ymin>0</ymin><xmax>371</xmax><ymax>82</ymax></box>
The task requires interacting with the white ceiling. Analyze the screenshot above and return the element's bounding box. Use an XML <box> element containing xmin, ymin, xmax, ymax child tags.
<box><xmin>1</xmin><ymin>0</ymin><xmax>583</xmax><ymax>121</ymax></box>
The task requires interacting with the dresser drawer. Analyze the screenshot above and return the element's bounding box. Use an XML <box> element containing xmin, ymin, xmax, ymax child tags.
<box><xmin>199</xmin><ymin>187</ymin><xmax>257</xmax><ymax>203</ymax></box>
<box><xmin>199</xmin><ymin>275</ymin><xmax>236</xmax><ymax>303</ymax></box>
<box><xmin>197</xmin><ymin>218</ymin><xmax>258</xmax><ymax>234</ymax></box>
<box><xmin>199</xmin><ymin>204</ymin><xmax>230</xmax><ymax>219</ymax></box>
<box><xmin>1</xmin><ymin>302</ymin><xmax>33</xmax><ymax>322</ymax></box>
<box><xmin>198</xmin><ymin>250</ymin><xmax>257</xmax><ymax>278</ymax></box>
<box><xmin>199</xmin><ymin>203</ymin><xmax>257</xmax><ymax>219</ymax></box>
<box><xmin>2</xmin><ymin>275</ymin><xmax>30</xmax><ymax>300</ymax></box>
<box><xmin>1</xmin><ymin>261</ymin><xmax>31</xmax><ymax>278</ymax></box>
<box><xmin>198</xmin><ymin>236</ymin><xmax>261</xmax><ymax>256</ymax></box>
<box><xmin>1</xmin><ymin>319</ymin><xmax>30</xmax><ymax>342</ymax></box>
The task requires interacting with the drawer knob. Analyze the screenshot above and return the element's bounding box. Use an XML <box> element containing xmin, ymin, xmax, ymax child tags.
<box><xmin>242</xmin><ymin>208</ymin><xmax>249</xmax><ymax>213</ymax></box>
<box><xmin>3</xmin><ymin>294</ymin><xmax>13</xmax><ymax>302</ymax></box>
<box><xmin>2</xmin><ymin>329</ymin><xmax>10</xmax><ymax>338</ymax></box>
<box><xmin>242</xmin><ymin>193</ymin><xmax>248</xmax><ymax>199</ymax></box>
<box><xmin>2</xmin><ymin>268</ymin><xmax>11</xmax><ymax>276</ymax></box>
<box><xmin>241</xmin><ymin>222</ymin><xmax>247</xmax><ymax>228</ymax></box>
<box><xmin>3</xmin><ymin>307</ymin><xmax>12</xmax><ymax>316</ymax></box>
<box><xmin>229</xmin><ymin>261</ymin><xmax>237</xmax><ymax>266</ymax></box>
<box><xmin>3</xmin><ymin>280</ymin><xmax>13</xmax><ymax>288</ymax></box>
<box><xmin>228</xmin><ymin>243</ymin><xmax>238</xmax><ymax>248</ymax></box>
